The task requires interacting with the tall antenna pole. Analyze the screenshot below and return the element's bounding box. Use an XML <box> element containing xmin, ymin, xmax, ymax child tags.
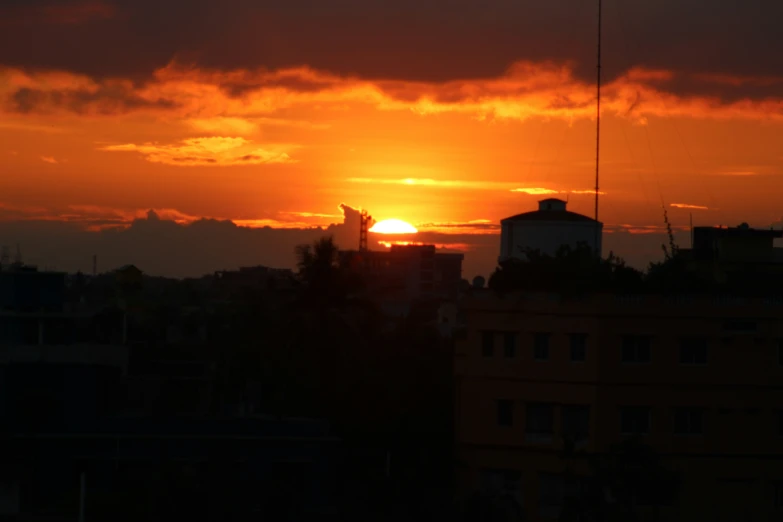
<box><xmin>359</xmin><ymin>210</ymin><xmax>371</xmax><ymax>252</ymax></box>
<box><xmin>690</xmin><ymin>213</ymin><xmax>694</xmax><ymax>248</ymax></box>
<box><xmin>594</xmin><ymin>0</ymin><xmax>602</xmax><ymax>256</ymax></box>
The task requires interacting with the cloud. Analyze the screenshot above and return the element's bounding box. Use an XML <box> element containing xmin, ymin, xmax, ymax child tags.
<box><xmin>282</xmin><ymin>211</ymin><xmax>342</xmax><ymax>219</ymax></box>
<box><xmin>0</xmin><ymin>1</ymin><xmax>116</xmax><ymax>27</ymax></box>
<box><xmin>0</xmin><ymin>200</ymin><xmax>377</xmax><ymax>277</ymax></box>
<box><xmin>0</xmin><ymin>120</ymin><xmax>68</xmax><ymax>133</ymax></box>
<box><xmin>346</xmin><ymin>179</ymin><xmax>609</xmax><ymax>196</ymax></box>
<box><xmin>416</xmin><ymin>221</ymin><xmax>500</xmax><ymax>235</ymax></box>
<box><xmin>606</xmin><ymin>224</ymin><xmax>691</xmax><ymax>235</ymax></box>
<box><xmin>1</xmin><ymin>0</ymin><xmax>781</xmax><ymax>92</ymax></box>
<box><xmin>3</xmin><ymin>59</ymin><xmax>783</xmax><ymax>124</ymax></box>
<box><xmin>346</xmin><ymin>177</ymin><xmax>511</xmax><ymax>190</ymax></box>
<box><xmin>719</xmin><ymin>171</ymin><xmax>758</xmax><ymax>176</ymax></box>
<box><xmin>670</xmin><ymin>203</ymin><xmax>709</xmax><ymax>210</ymax></box>
<box><xmin>40</xmin><ymin>156</ymin><xmax>58</xmax><ymax>164</ymax></box>
<box><xmin>99</xmin><ymin>136</ymin><xmax>298</xmax><ymax>166</ymax></box>
<box><xmin>0</xmin><ymin>197</ymin><xmax>713</xmax><ymax>279</ymax></box>
<box><xmin>570</xmin><ymin>189</ymin><xmax>607</xmax><ymax>195</ymax></box>
<box><xmin>186</xmin><ymin>117</ymin><xmax>258</xmax><ymax>135</ymax></box>
<box><xmin>510</xmin><ymin>187</ymin><xmax>559</xmax><ymax>195</ymax></box>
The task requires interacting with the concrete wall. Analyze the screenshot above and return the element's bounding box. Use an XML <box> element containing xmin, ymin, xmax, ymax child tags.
<box><xmin>499</xmin><ymin>221</ymin><xmax>602</xmax><ymax>262</ymax></box>
<box><xmin>454</xmin><ymin>292</ymin><xmax>783</xmax><ymax>521</ymax></box>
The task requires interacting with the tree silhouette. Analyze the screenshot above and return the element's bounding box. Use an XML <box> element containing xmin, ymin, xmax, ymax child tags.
<box><xmin>488</xmin><ymin>243</ymin><xmax>645</xmax><ymax>295</ymax></box>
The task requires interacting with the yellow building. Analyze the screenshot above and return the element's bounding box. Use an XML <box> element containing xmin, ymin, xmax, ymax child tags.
<box><xmin>454</xmin><ymin>291</ymin><xmax>783</xmax><ymax>521</ymax></box>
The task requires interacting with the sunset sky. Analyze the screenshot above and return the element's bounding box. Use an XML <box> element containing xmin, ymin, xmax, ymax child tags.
<box><xmin>1</xmin><ymin>0</ymin><xmax>782</xmax><ymax>278</ymax></box>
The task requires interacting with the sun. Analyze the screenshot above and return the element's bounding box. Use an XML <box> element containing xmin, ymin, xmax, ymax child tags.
<box><xmin>369</xmin><ymin>219</ymin><xmax>418</xmax><ymax>234</ymax></box>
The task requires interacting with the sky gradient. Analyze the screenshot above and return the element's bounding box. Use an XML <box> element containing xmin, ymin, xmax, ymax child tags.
<box><xmin>1</xmin><ymin>0</ymin><xmax>782</xmax><ymax>278</ymax></box>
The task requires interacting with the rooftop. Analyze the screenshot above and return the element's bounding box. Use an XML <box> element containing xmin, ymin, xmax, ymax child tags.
<box><xmin>694</xmin><ymin>225</ymin><xmax>783</xmax><ymax>240</ymax></box>
<box><xmin>501</xmin><ymin>198</ymin><xmax>600</xmax><ymax>224</ymax></box>
<box><xmin>501</xmin><ymin>210</ymin><xmax>600</xmax><ymax>224</ymax></box>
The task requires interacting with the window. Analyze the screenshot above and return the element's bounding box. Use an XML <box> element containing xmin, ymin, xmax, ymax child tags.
<box><xmin>504</xmin><ymin>332</ymin><xmax>517</xmax><ymax>358</ymax></box>
<box><xmin>778</xmin><ymin>411</ymin><xmax>783</xmax><ymax>437</ymax></box>
<box><xmin>674</xmin><ymin>408</ymin><xmax>704</xmax><ymax>435</ymax></box>
<box><xmin>570</xmin><ymin>334</ymin><xmax>587</xmax><ymax>362</ymax></box>
<box><xmin>481</xmin><ymin>331</ymin><xmax>494</xmax><ymax>357</ymax></box>
<box><xmin>562</xmin><ymin>405</ymin><xmax>590</xmax><ymax>444</ymax></box>
<box><xmin>533</xmin><ymin>333</ymin><xmax>550</xmax><ymax>361</ymax></box>
<box><xmin>621</xmin><ymin>336</ymin><xmax>651</xmax><ymax>363</ymax></box>
<box><xmin>723</xmin><ymin>319</ymin><xmax>757</xmax><ymax>334</ymax></box>
<box><xmin>680</xmin><ymin>338</ymin><xmax>708</xmax><ymax>365</ymax></box>
<box><xmin>539</xmin><ymin>473</ymin><xmax>585</xmax><ymax>518</ymax></box>
<box><xmin>497</xmin><ymin>399</ymin><xmax>513</xmax><ymax>427</ymax></box>
<box><xmin>525</xmin><ymin>403</ymin><xmax>554</xmax><ymax>442</ymax></box>
<box><xmin>778</xmin><ymin>340</ymin><xmax>783</xmax><ymax>366</ymax></box>
<box><xmin>620</xmin><ymin>406</ymin><xmax>651</xmax><ymax>435</ymax></box>
<box><xmin>480</xmin><ymin>469</ymin><xmax>521</xmax><ymax>496</ymax></box>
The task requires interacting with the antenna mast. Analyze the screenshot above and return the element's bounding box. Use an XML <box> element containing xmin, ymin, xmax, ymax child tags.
<box><xmin>593</xmin><ymin>0</ymin><xmax>602</xmax><ymax>255</ymax></box>
<box><xmin>359</xmin><ymin>209</ymin><xmax>371</xmax><ymax>252</ymax></box>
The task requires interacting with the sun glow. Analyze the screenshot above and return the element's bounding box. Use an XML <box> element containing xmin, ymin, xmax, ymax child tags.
<box><xmin>369</xmin><ymin>219</ymin><xmax>418</xmax><ymax>234</ymax></box>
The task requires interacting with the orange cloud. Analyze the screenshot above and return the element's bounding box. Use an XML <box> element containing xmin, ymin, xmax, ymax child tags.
<box><xmin>0</xmin><ymin>201</ymin><xmax>346</xmax><ymax>232</ymax></box>
<box><xmin>607</xmin><ymin>224</ymin><xmax>691</xmax><ymax>235</ymax></box>
<box><xmin>510</xmin><ymin>187</ymin><xmax>559</xmax><ymax>195</ymax></box>
<box><xmin>346</xmin><ymin>177</ymin><xmax>513</xmax><ymax>190</ymax></box>
<box><xmin>715</xmin><ymin>170</ymin><xmax>758</xmax><ymax>176</ymax></box>
<box><xmin>186</xmin><ymin>117</ymin><xmax>259</xmax><ymax>135</ymax></box>
<box><xmin>670</xmin><ymin>203</ymin><xmax>709</xmax><ymax>210</ymax></box>
<box><xmin>416</xmin><ymin>221</ymin><xmax>500</xmax><ymax>235</ymax></box>
<box><xmin>3</xmin><ymin>60</ymin><xmax>783</xmax><ymax>123</ymax></box>
<box><xmin>99</xmin><ymin>137</ymin><xmax>298</xmax><ymax>166</ymax></box>
<box><xmin>346</xmin><ymin>179</ymin><xmax>604</xmax><ymax>196</ymax></box>
<box><xmin>570</xmin><ymin>189</ymin><xmax>607</xmax><ymax>195</ymax></box>
<box><xmin>40</xmin><ymin>156</ymin><xmax>58</xmax><ymax>164</ymax></box>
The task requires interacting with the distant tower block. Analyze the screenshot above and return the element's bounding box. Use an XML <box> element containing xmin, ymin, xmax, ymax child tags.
<box><xmin>359</xmin><ymin>209</ymin><xmax>372</xmax><ymax>251</ymax></box>
<box><xmin>0</xmin><ymin>246</ymin><xmax>9</xmax><ymax>266</ymax></box>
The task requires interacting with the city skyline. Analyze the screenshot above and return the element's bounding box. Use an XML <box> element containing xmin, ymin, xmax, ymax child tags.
<box><xmin>2</xmin><ymin>0</ymin><xmax>782</xmax><ymax>277</ymax></box>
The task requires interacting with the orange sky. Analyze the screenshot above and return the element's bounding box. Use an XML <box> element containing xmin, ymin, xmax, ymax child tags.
<box><xmin>2</xmin><ymin>63</ymin><xmax>781</xmax><ymax>228</ymax></box>
<box><xmin>1</xmin><ymin>0</ymin><xmax>782</xmax><ymax>276</ymax></box>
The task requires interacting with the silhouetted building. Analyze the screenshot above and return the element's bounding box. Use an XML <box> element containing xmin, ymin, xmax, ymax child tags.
<box><xmin>0</xmin><ymin>264</ymin><xmax>129</xmax><ymax>519</ymax></box>
<box><xmin>0</xmin><ymin>263</ymin><xmax>65</xmax><ymax>312</ymax></box>
<box><xmin>3</xmin><ymin>415</ymin><xmax>341</xmax><ymax>521</ymax></box>
<box><xmin>340</xmin><ymin>244</ymin><xmax>464</xmax><ymax>301</ymax></box>
<box><xmin>499</xmin><ymin>198</ymin><xmax>603</xmax><ymax>263</ymax></box>
<box><xmin>680</xmin><ymin>224</ymin><xmax>783</xmax><ymax>279</ymax></box>
<box><xmin>212</xmin><ymin>265</ymin><xmax>297</xmax><ymax>299</ymax></box>
<box><xmin>454</xmin><ymin>291</ymin><xmax>783</xmax><ymax>521</ymax></box>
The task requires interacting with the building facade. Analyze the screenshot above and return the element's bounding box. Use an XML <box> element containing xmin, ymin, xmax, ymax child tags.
<box><xmin>680</xmin><ymin>224</ymin><xmax>783</xmax><ymax>280</ymax></box>
<box><xmin>499</xmin><ymin>199</ymin><xmax>603</xmax><ymax>263</ymax></box>
<box><xmin>340</xmin><ymin>244</ymin><xmax>464</xmax><ymax>301</ymax></box>
<box><xmin>454</xmin><ymin>291</ymin><xmax>783</xmax><ymax>521</ymax></box>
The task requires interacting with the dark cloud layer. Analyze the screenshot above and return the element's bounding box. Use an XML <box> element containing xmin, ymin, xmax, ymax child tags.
<box><xmin>1</xmin><ymin>0</ymin><xmax>781</xmax><ymax>89</ymax></box>
<box><xmin>0</xmin><ymin>208</ymin><xmax>712</xmax><ymax>281</ymax></box>
<box><xmin>11</xmin><ymin>85</ymin><xmax>178</xmax><ymax>115</ymax></box>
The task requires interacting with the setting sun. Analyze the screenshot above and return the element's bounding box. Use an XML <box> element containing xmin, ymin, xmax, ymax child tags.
<box><xmin>369</xmin><ymin>219</ymin><xmax>418</xmax><ymax>235</ymax></box>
